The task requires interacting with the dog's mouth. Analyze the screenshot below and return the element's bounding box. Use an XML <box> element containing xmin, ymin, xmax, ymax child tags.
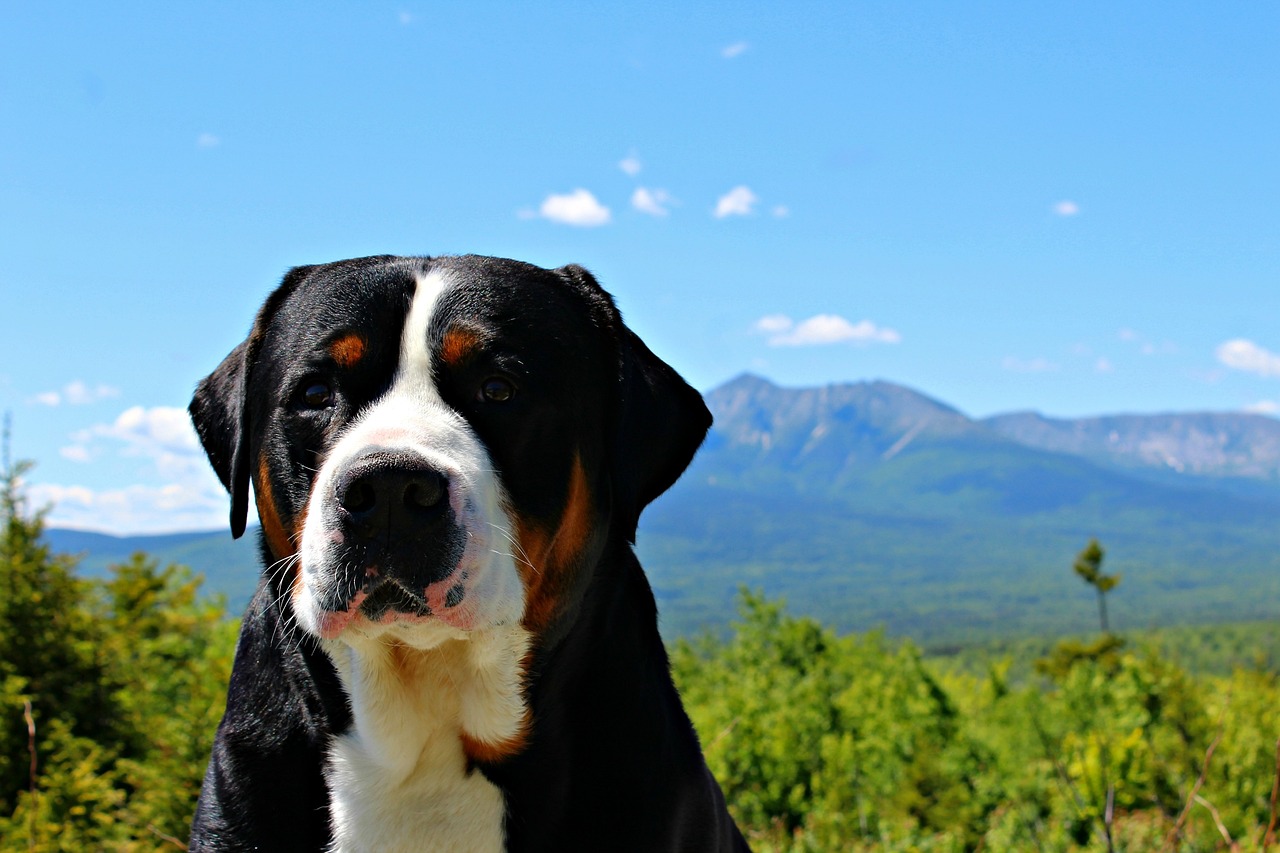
<box><xmin>358</xmin><ymin>580</ymin><xmax>433</xmax><ymax>621</ymax></box>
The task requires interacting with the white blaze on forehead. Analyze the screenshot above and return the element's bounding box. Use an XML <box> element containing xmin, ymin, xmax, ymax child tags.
<box><xmin>397</xmin><ymin>270</ymin><xmax>450</xmax><ymax>397</ymax></box>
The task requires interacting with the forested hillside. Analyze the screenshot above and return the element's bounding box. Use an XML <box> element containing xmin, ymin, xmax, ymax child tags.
<box><xmin>6</xmin><ymin>459</ymin><xmax>1280</xmax><ymax>851</ymax></box>
<box><xmin>46</xmin><ymin>375</ymin><xmax>1280</xmax><ymax>647</ymax></box>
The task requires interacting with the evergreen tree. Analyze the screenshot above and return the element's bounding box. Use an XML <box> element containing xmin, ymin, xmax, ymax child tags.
<box><xmin>0</xmin><ymin>426</ymin><xmax>119</xmax><ymax>816</ymax></box>
<box><xmin>1073</xmin><ymin>538</ymin><xmax>1120</xmax><ymax>635</ymax></box>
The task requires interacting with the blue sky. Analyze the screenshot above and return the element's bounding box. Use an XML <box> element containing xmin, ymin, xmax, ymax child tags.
<box><xmin>2</xmin><ymin>2</ymin><xmax>1278</xmax><ymax>533</ymax></box>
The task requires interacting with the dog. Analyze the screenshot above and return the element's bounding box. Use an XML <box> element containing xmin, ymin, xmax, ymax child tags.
<box><xmin>187</xmin><ymin>255</ymin><xmax>749</xmax><ymax>851</ymax></box>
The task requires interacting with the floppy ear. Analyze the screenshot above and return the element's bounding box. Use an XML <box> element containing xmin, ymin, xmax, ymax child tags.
<box><xmin>190</xmin><ymin>341</ymin><xmax>252</xmax><ymax>538</ymax></box>
<box><xmin>189</xmin><ymin>265</ymin><xmax>313</xmax><ymax>539</ymax></box>
<box><xmin>612</xmin><ymin>327</ymin><xmax>712</xmax><ymax>540</ymax></box>
<box><xmin>552</xmin><ymin>263</ymin><xmax>713</xmax><ymax>540</ymax></box>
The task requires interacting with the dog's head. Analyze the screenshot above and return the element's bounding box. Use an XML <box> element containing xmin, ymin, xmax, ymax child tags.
<box><xmin>190</xmin><ymin>255</ymin><xmax>709</xmax><ymax>648</ymax></box>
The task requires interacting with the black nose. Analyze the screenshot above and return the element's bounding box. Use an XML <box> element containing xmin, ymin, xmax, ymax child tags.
<box><xmin>335</xmin><ymin>452</ymin><xmax>449</xmax><ymax>541</ymax></box>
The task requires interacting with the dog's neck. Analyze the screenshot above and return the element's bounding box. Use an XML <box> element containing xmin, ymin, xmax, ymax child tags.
<box><xmin>320</xmin><ymin>624</ymin><xmax>530</xmax><ymax>853</ymax></box>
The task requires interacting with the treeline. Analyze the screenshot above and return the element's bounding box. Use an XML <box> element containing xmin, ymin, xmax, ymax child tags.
<box><xmin>672</xmin><ymin>592</ymin><xmax>1280</xmax><ymax>851</ymax></box>
<box><xmin>3</xmin><ymin>455</ymin><xmax>1280</xmax><ymax>850</ymax></box>
<box><xmin>0</xmin><ymin>463</ymin><xmax>233</xmax><ymax>850</ymax></box>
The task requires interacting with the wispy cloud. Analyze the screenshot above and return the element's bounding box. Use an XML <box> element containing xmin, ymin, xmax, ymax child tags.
<box><xmin>196</xmin><ymin>132</ymin><xmax>221</xmax><ymax>149</ymax></box>
<box><xmin>32</xmin><ymin>380</ymin><xmax>121</xmax><ymax>407</ymax></box>
<box><xmin>631</xmin><ymin>187</ymin><xmax>673</xmax><ymax>217</ymax></box>
<box><xmin>715</xmin><ymin>185</ymin><xmax>758</xmax><ymax>218</ymax></box>
<box><xmin>1002</xmin><ymin>356</ymin><xmax>1059</xmax><ymax>373</ymax></box>
<box><xmin>1053</xmin><ymin>200</ymin><xmax>1079</xmax><ymax>217</ymax></box>
<box><xmin>1217</xmin><ymin>339</ymin><xmax>1280</xmax><ymax>378</ymax></box>
<box><xmin>619</xmin><ymin>155</ymin><xmax>642</xmax><ymax>177</ymax></box>
<box><xmin>35</xmin><ymin>405</ymin><xmax>231</xmax><ymax>534</ymax></box>
<box><xmin>59</xmin><ymin>405</ymin><xmax>205</xmax><ymax>479</ymax></box>
<box><xmin>29</xmin><ymin>480</ymin><xmax>231</xmax><ymax>535</ymax></box>
<box><xmin>531</xmin><ymin>189</ymin><xmax>611</xmax><ymax>227</ymax></box>
<box><xmin>1244</xmin><ymin>400</ymin><xmax>1280</xmax><ymax>416</ymax></box>
<box><xmin>755</xmin><ymin>314</ymin><xmax>901</xmax><ymax>347</ymax></box>
<box><xmin>1117</xmin><ymin>328</ymin><xmax>1176</xmax><ymax>356</ymax></box>
<box><xmin>721</xmin><ymin>41</ymin><xmax>749</xmax><ymax>59</ymax></box>
<box><xmin>1095</xmin><ymin>357</ymin><xmax>1115</xmax><ymax>374</ymax></box>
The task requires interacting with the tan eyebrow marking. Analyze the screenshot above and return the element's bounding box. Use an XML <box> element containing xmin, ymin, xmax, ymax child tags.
<box><xmin>329</xmin><ymin>333</ymin><xmax>367</xmax><ymax>368</ymax></box>
<box><xmin>440</xmin><ymin>326</ymin><xmax>482</xmax><ymax>367</ymax></box>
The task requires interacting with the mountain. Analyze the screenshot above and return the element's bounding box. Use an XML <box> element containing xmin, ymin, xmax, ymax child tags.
<box><xmin>45</xmin><ymin>374</ymin><xmax>1280</xmax><ymax>645</ymax></box>
<box><xmin>983</xmin><ymin>410</ymin><xmax>1280</xmax><ymax>479</ymax></box>
<box><xmin>637</xmin><ymin>375</ymin><xmax>1280</xmax><ymax>643</ymax></box>
<box><xmin>45</xmin><ymin>526</ymin><xmax>260</xmax><ymax>612</ymax></box>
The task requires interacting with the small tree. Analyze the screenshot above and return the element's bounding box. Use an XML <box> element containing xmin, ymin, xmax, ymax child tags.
<box><xmin>1073</xmin><ymin>538</ymin><xmax>1120</xmax><ymax>635</ymax></box>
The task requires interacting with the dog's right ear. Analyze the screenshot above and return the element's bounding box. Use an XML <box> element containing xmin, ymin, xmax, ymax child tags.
<box><xmin>189</xmin><ymin>265</ymin><xmax>312</xmax><ymax>539</ymax></box>
<box><xmin>190</xmin><ymin>341</ymin><xmax>253</xmax><ymax>538</ymax></box>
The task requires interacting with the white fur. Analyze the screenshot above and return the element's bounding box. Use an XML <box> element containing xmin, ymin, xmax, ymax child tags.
<box><xmin>296</xmin><ymin>270</ymin><xmax>532</xmax><ymax>852</ymax></box>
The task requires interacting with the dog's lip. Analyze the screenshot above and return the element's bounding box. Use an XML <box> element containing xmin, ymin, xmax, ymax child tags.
<box><xmin>357</xmin><ymin>580</ymin><xmax>434</xmax><ymax>620</ymax></box>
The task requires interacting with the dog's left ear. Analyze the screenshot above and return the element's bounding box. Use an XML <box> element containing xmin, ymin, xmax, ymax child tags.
<box><xmin>556</xmin><ymin>264</ymin><xmax>712</xmax><ymax>542</ymax></box>
<box><xmin>612</xmin><ymin>326</ymin><xmax>712</xmax><ymax>540</ymax></box>
<box><xmin>189</xmin><ymin>265</ymin><xmax>313</xmax><ymax>539</ymax></box>
<box><xmin>190</xmin><ymin>341</ymin><xmax>253</xmax><ymax>538</ymax></box>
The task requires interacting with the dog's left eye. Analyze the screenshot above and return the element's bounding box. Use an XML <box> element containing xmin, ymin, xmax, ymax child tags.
<box><xmin>301</xmin><ymin>381</ymin><xmax>335</xmax><ymax>409</ymax></box>
<box><xmin>477</xmin><ymin>377</ymin><xmax>515</xmax><ymax>403</ymax></box>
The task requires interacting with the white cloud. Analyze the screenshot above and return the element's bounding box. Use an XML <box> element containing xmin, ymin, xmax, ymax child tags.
<box><xmin>715</xmin><ymin>185</ymin><xmax>759</xmax><ymax>218</ymax></box>
<box><xmin>29</xmin><ymin>480</ymin><xmax>230</xmax><ymax>535</ymax></box>
<box><xmin>1053</xmin><ymin>200</ymin><xmax>1080</xmax><ymax>216</ymax></box>
<box><xmin>1244</xmin><ymin>400</ymin><xmax>1280</xmax><ymax>415</ymax></box>
<box><xmin>1095</xmin><ymin>357</ymin><xmax>1115</xmax><ymax>373</ymax></box>
<box><xmin>69</xmin><ymin>405</ymin><xmax>208</xmax><ymax>483</ymax></box>
<box><xmin>756</xmin><ymin>314</ymin><xmax>901</xmax><ymax>347</ymax></box>
<box><xmin>32</xmin><ymin>404</ymin><xmax>235</xmax><ymax>534</ymax></box>
<box><xmin>1217</xmin><ymin>339</ymin><xmax>1280</xmax><ymax>378</ymax></box>
<box><xmin>619</xmin><ymin>155</ymin><xmax>642</xmax><ymax>177</ymax></box>
<box><xmin>631</xmin><ymin>187</ymin><xmax>673</xmax><ymax>217</ymax></box>
<box><xmin>754</xmin><ymin>314</ymin><xmax>793</xmax><ymax>334</ymax></box>
<box><xmin>721</xmin><ymin>41</ymin><xmax>749</xmax><ymax>59</ymax></box>
<box><xmin>536</xmin><ymin>189</ymin><xmax>611</xmax><ymax>227</ymax></box>
<box><xmin>1002</xmin><ymin>356</ymin><xmax>1059</xmax><ymax>373</ymax></box>
<box><xmin>32</xmin><ymin>380</ymin><xmax>120</xmax><ymax>407</ymax></box>
<box><xmin>771</xmin><ymin>205</ymin><xmax>790</xmax><ymax>218</ymax></box>
<box><xmin>196</xmin><ymin>132</ymin><xmax>221</xmax><ymax>149</ymax></box>
<box><xmin>86</xmin><ymin>405</ymin><xmax>201</xmax><ymax>455</ymax></box>
<box><xmin>60</xmin><ymin>445</ymin><xmax>92</xmax><ymax>463</ymax></box>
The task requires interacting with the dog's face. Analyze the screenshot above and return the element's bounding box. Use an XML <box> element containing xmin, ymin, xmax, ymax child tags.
<box><xmin>191</xmin><ymin>255</ymin><xmax>709</xmax><ymax>648</ymax></box>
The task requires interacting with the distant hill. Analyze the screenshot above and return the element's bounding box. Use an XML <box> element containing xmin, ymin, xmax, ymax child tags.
<box><xmin>47</xmin><ymin>374</ymin><xmax>1280</xmax><ymax>644</ymax></box>
<box><xmin>45</xmin><ymin>526</ymin><xmax>260</xmax><ymax>612</ymax></box>
<box><xmin>984</xmin><ymin>410</ymin><xmax>1280</xmax><ymax>479</ymax></box>
<box><xmin>638</xmin><ymin>375</ymin><xmax>1280</xmax><ymax>642</ymax></box>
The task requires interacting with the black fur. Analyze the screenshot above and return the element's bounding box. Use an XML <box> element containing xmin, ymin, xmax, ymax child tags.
<box><xmin>188</xmin><ymin>255</ymin><xmax>747</xmax><ymax>851</ymax></box>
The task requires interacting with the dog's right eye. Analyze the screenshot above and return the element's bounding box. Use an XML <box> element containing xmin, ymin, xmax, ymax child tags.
<box><xmin>300</xmin><ymin>381</ymin><xmax>335</xmax><ymax>409</ymax></box>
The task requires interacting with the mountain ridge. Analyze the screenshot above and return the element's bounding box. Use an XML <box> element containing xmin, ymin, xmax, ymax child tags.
<box><xmin>46</xmin><ymin>374</ymin><xmax>1280</xmax><ymax>642</ymax></box>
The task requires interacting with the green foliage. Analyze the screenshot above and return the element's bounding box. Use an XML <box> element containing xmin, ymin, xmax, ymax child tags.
<box><xmin>674</xmin><ymin>590</ymin><xmax>1280</xmax><ymax>852</ymax></box>
<box><xmin>5</xmin><ymin>439</ymin><xmax>1280</xmax><ymax>851</ymax></box>
<box><xmin>0</xmin><ymin>455</ymin><xmax>234</xmax><ymax>850</ymax></box>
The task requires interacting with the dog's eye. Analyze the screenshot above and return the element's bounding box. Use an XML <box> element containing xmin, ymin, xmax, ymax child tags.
<box><xmin>301</xmin><ymin>381</ymin><xmax>335</xmax><ymax>409</ymax></box>
<box><xmin>478</xmin><ymin>377</ymin><xmax>515</xmax><ymax>403</ymax></box>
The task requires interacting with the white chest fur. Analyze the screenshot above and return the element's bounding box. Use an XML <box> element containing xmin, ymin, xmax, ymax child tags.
<box><xmin>323</xmin><ymin>624</ymin><xmax>530</xmax><ymax>853</ymax></box>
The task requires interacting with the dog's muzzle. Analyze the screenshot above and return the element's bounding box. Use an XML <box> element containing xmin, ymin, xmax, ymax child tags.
<box><xmin>321</xmin><ymin>448</ymin><xmax>468</xmax><ymax>616</ymax></box>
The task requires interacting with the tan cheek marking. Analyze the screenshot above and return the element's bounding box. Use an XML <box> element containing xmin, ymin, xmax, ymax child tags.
<box><xmin>440</xmin><ymin>326</ymin><xmax>481</xmax><ymax>367</ymax></box>
<box><xmin>329</xmin><ymin>333</ymin><xmax>366</xmax><ymax>368</ymax></box>
<box><xmin>515</xmin><ymin>454</ymin><xmax>595</xmax><ymax>635</ymax></box>
<box><xmin>256</xmin><ymin>454</ymin><xmax>301</xmax><ymax>566</ymax></box>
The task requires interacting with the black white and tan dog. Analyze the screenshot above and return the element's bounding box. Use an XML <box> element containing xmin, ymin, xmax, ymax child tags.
<box><xmin>187</xmin><ymin>255</ymin><xmax>749</xmax><ymax>851</ymax></box>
